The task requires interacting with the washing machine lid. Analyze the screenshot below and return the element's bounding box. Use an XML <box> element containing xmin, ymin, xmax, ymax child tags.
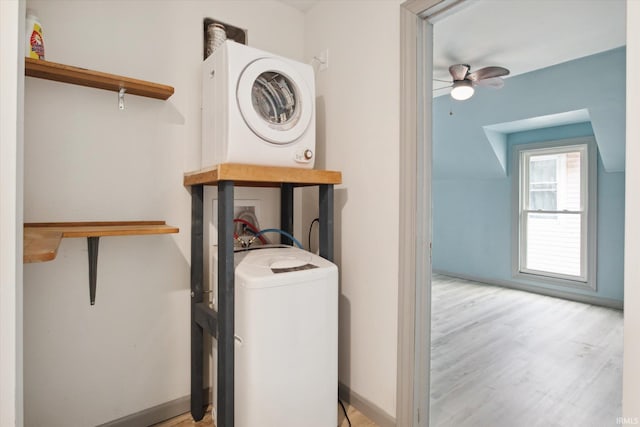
<box><xmin>237</xmin><ymin>58</ymin><xmax>313</xmax><ymax>145</ymax></box>
<box><xmin>241</xmin><ymin>247</ymin><xmax>314</xmax><ymax>270</ymax></box>
<box><xmin>234</xmin><ymin>246</ymin><xmax>337</xmax><ymax>288</ymax></box>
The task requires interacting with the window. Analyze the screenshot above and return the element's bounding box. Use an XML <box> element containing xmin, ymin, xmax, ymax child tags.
<box><xmin>512</xmin><ymin>138</ymin><xmax>597</xmax><ymax>289</ymax></box>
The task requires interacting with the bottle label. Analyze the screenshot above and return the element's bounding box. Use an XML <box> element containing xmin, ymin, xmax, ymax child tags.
<box><xmin>29</xmin><ymin>23</ymin><xmax>45</xmax><ymax>59</ymax></box>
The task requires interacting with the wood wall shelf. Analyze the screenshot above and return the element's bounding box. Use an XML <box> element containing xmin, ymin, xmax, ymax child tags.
<box><xmin>23</xmin><ymin>227</ymin><xmax>64</xmax><ymax>263</ymax></box>
<box><xmin>24</xmin><ymin>221</ymin><xmax>179</xmax><ymax>305</ymax></box>
<box><xmin>25</xmin><ymin>58</ymin><xmax>175</xmax><ymax>100</ymax></box>
<box><xmin>184</xmin><ymin>163</ymin><xmax>343</xmax><ymax>188</ymax></box>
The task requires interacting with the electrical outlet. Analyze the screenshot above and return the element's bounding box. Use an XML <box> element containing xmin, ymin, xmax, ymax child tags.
<box><xmin>318</xmin><ymin>48</ymin><xmax>329</xmax><ymax>71</ymax></box>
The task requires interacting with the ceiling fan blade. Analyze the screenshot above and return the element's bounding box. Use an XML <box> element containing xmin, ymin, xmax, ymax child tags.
<box><xmin>473</xmin><ymin>76</ymin><xmax>505</xmax><ymax>89</ymax></box>
<box><xmin>467</xmin><ymin>66</ymin><xmax>510</xmax><ymax>82</ymax></box>
<box><xmin>433</xmin><ymin>78</ymin><xmax>452</xmax><ymax>83</ymax></box>
<box><xmin>433</xmin><ymin>85</ymin><xmax>452</xmax><ymax>92</ymax></box>
<box><xmin>449</xmin><ymin>64</ymin><xmax>470</xmax><ymax>81</ymax></box>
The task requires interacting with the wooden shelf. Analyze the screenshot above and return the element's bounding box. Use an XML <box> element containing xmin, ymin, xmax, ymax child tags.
<box><xmin>24</xmin><ymin>221</ymin><xmax>179</xmax><ymax>263</ymax></box>
<box><xmin>184</xmin><ymin>163</ymin><xmax>343</xmax><ymax>188</ymax></box>
<box><xmin>24</xmin><ymin>221</ymin><xmax>179</xmax><ymax>305</ymax></box>
<box><xmin>25</xmin><ymin>58</ymin><xmax>174</xmax><ymax>100</ymax></box>
<box><xmin>23</xmin><ymin>227</ymin><xmax>64</xmax><ymax>263</ymax></box>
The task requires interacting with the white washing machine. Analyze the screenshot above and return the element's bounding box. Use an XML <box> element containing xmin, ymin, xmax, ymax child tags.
<box><xmin>202</xmin><ymin>41</ymin><xmax>316</xmax><ymax>169</ymax></box>
<box><xmin>210</xmin><ymin>246</ymin><xmax>338</xmax><ymax>427</ymax></box>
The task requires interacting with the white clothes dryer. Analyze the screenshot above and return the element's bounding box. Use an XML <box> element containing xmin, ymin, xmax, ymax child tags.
<box><xmin>202</xmin><ymin>41</ymin><xmax>316</xmax><ymax>169</ymax></box>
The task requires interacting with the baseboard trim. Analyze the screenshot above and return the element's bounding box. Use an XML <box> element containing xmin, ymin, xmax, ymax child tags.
<box><xmin>433</xmin><ymin>270</ymin><xmax>623</xmax><ymax>310</ymax></box>
<box><xmin>338</xmin><ymin>382</ymin><xmax>396</xmax><ymax>427</ymax></box>
<box><xmin>100</xmin><ymin>385</ymin><xmax>393</xmax><ymax>427</ymax></box>
<box><xmin>97</xmin><ymin>389</ymin><xmax>211</xmax><ymax>427</ymax></box>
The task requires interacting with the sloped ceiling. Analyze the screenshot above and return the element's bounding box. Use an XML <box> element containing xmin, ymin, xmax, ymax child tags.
<box><xmin>433</xmin><ymin>47</ymin><xmax>626</xmax><ymax>179</ymax></box>
<box><xmin>432</xmin><ymin>0</ymin><xmax>626</xmax><ymax>180</ymax></box>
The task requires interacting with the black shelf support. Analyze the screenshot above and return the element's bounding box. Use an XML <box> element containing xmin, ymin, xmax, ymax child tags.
<box><xmin>217</xmin><ymin>180</ymin><xmax>235</xmax><ymax>427</ymax></box>
<box><xmin>87</xmin><ymin>237</ymin><xmax>100</xmax><ymax>305</ymax></box>
<box><xmin>319</xmin><ymin>184</ymin><xmax>334</xmax><ymax>262</ymax></box>
<box><xmin>280</xmin><ymin>183</ymin><xmax>294</xmax><ymax>245</ymax></box>
<box><xmin>190</xmin><ymin>185</ymin><xmax>206</xmax><ymax>421</ymax></box>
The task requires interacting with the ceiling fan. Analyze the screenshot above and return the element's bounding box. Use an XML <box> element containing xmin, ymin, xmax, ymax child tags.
<box><xmin>436</xmin><ymin>64</ymin><xmax>510</xmax><ymax>100</ymax></box>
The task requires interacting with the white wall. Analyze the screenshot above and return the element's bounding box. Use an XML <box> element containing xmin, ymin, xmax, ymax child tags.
<box><xmin>304</xmin><ymin>1</ymin><xmax>402</xmax><ymax>419</ymax></box>
<box><xmin>1</xmin><ymin>1</ymin><xmax>25</xmax><ymax>425</ymax></box>
<box><xmin>624</xmin><ymin>0</ymin><xmax>640</xmax><ymax>417</ymax></box>
<box><xmin>22</xmin><ymin>1</ymin><xmax>303</xmax><ymax>425</ymax></box>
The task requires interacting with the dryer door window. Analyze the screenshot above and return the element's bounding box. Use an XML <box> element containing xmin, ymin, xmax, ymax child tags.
<box><xmin>251</xmin><ymin>72</ymin><xmax>300</xmax><ymax>130</ymax></box>
<box><xmin>237</xmin><ymin>58</ymin><xmax>313</xmax><ymax>145</ymax></box>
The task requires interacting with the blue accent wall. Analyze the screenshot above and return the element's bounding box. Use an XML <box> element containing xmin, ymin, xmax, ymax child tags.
<box><xmin>433</xmin><ymin>47</ymin><xmax>626</xmax><ymax>178</ymax></box>
<box><xmin>433</xmin><ymin>49</ymin><xmax>625</xmax><ymax>303</ymax></box>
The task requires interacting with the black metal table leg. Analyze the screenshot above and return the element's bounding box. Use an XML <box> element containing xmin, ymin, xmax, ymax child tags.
<box><xmin>218</xmin><ymin>181</ymin><xmax>235</xmax><ymax>427</ymax></box>
<box><xmin>190</xmin><ymin>185</ymin><xmax>205</xmax><ymax>421</ymax></box>
<box><xmin>280</xmin><ymin>183</ymin><xmax>294</xmax><ymax>246</ymax></box>
<box><xmin>319</xmin><ymin>184</ymin><xmax>334</xmax><ymax>262</ymax></box>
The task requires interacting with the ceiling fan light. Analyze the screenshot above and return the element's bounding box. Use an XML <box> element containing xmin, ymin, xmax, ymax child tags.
<box><xmin>451</xmin><ymin>80</ymin><xmax>474</xmax><ymax>101</ymax></box>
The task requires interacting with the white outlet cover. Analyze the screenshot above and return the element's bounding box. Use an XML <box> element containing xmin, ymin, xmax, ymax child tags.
<box><xmin>318</xmin><ymin>49</ymin><xmax>329</xmax><ymax>71</ymax></box>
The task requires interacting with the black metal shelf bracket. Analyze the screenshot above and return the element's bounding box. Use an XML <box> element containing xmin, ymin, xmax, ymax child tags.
<box><xmin>87</xmin><ymin>236</ymin><xmax>100</xmax><ymax>305</ymax></box>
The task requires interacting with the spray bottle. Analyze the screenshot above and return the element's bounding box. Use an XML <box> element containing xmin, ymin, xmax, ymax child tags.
<box><xmin>25</xmin><ymin>9</ymin><xmax>45</xmax><ymax>59</ymax></box>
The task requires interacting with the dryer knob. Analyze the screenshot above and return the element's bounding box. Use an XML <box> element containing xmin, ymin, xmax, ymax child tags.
<box><xmin>304</xmin><ymin>149</ymin><xmax>313</xmax><ymax>160</ymax></box>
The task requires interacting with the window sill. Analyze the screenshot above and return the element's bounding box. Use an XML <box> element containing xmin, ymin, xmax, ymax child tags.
<box><xmin>513</xmin><ymin>270</ymin><xmax>596</xmax><ymax>292</ymax></box>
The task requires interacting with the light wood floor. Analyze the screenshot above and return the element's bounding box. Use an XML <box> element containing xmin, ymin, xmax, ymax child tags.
<box><xmin>152</xmin><ymin>402</ymin><xmax>377</xmax><ymax>426</ymax></box>
<box><xmin>430</xmin><ymin>274</ymin><xmax>623</xmax><ymax>427</ymax></box>
<box><xmin>153</xmin><ymin>274</ymin><xmax>621</xmax><ymax>427</ymax></box>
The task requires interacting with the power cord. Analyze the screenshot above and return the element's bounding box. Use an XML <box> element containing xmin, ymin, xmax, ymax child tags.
<box><xmin>338</xmin><ymin>399</ymin><xmax>351</xmax><ymax>427</ymax></box>
<box><xmin>308</xmin><ymin>218</ymin><xmax>319</xmax><ymax>251</ymax></box>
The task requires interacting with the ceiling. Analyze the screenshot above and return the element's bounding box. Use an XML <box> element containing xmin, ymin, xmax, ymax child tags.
<box><xmin>432</xmin><ymin>0</ymin><xmax>626</xmax><ymax>91</ymax></box>
<box><xmin>278</xmin><ymin>0</ymin><xmax>318</xmax><ymax>13</ymax></box>
<box><xmin>278</xmin><ymin>0</ymin><xmax>626</xmax><ymax>91</ymax></box>
<box><xmin>429</xmin><ymin>0</ymin><xmax>627</xmax><ymax>177</ymax></box>
<box><xmin>277</xmin><ymin>0</ymin><xmax>627</xmax><ymax>178</ymax></box>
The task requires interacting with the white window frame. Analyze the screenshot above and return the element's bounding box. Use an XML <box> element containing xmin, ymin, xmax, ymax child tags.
<box><xmin>512</xmin><ymin>137</ymin><xmax>598</xmax><ymax>291</ymax></box>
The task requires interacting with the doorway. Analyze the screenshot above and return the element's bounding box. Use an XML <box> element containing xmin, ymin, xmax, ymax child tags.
<box><xmin>398</xmin><ymin>0</ymin><xmax>628</xmax><ymax>425</ymax></box>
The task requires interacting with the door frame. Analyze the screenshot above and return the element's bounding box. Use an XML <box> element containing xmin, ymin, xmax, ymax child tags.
<box><xmin>397</xmin><ymin>1</ymin><xmax>439</xmax><ymax>426</ymax></box>
<box><xmin>0</xmin><ymin>0</ymin><xmax>25</xmax><ymax>425</ymax></box>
